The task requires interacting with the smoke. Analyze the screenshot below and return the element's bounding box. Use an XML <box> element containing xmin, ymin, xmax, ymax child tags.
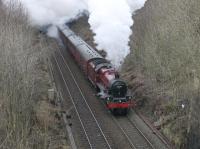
<box><xmin>127</xmin><ymin>0</ymin><xmax>147</xmax><ymax>13</ymax></box>
<box><xmin>47</xmin><ymin>25</ymin><xmax>58</xmax><ymax>38</ymax></box>
<box><xmin>3</xmin><ymin>0</ymin><xmax>146</xmax><ymax>68</ymax></box>
<box><xmin>86</xmin><ymin>0</ymin><xmax>147</xmax><ymax>68</ymax></box>
<box><xmin>3</xmin><ymin>0</ymin><xmax>87</xmax><ymax>26</ymax></box>
<box><xmin>86</xmin><ymin>0</ymin><xmax>132</xmax><ymax>67</ymax></box>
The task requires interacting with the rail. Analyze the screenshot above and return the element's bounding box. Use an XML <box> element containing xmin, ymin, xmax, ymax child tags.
<box><xmin>52</xmin><ymin>48</ymin><xmax>112</xmax><ymax>149</ymax></box>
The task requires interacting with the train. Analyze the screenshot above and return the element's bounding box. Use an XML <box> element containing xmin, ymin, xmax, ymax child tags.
<box><xmin>57</xmin><ymin>24</ymin><xmax>134</xmax><ymax>115</ymax></box>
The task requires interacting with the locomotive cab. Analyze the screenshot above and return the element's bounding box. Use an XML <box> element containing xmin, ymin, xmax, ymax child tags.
<box><xmin>110</xmin><ymin>80</ymin><xmax>127</xmax><ymax>98</ymax></box>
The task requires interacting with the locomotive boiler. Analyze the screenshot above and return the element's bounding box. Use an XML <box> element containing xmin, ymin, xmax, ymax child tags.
<box><xmin>58</xmin><ymin>24</ymin><xmax>134</xmax><ymax>115</ymax></box>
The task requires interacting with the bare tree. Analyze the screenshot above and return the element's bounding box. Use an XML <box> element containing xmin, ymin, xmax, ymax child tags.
<box><xmin>123</xmin><ymin>0</ymin><xmax>200</xmax><ymax>148</ymax></box>
<box><xmin>0</xmin><ymin>2</ymin><xmax>58</xmax><ymax>149</ymax></box>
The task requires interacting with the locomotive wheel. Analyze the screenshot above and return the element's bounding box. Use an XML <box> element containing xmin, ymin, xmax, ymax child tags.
<box><xmin>122</xmin><ymin>109</ymin><xmax>128</xmax><ymax>115</ymax></box>
<box><xmin>118</xmin><ymin>109</ymin><xmax>128</xmax><ymax>115</ymax></box>
<box><xmin>111</xmin><ymin>109</ymin><xmax>118</xmax><ymax>116</ymax></box>
<box><xmin>111</xmin><ymin>108</ymin><xmax>128</xmax><ymax>116</ymax></box>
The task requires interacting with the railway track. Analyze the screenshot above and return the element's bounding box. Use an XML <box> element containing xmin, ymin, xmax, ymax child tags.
<box><xmin>52</xmin><ymin>49</ymin><xmax>112</xmax><ymax>149</ymax></box>
<box><xmin>112</xmin><ymin>115</ymin><xmax>155</xmax><ymax>149</ymax></box>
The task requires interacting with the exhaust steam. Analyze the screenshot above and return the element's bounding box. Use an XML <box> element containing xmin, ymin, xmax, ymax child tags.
<box><xmin>3</xmin><ymin>0</ymin><xmax>147</xmax><ymax>68</ymax></box>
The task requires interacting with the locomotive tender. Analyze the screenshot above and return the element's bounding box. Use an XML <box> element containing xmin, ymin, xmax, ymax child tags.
<box><xmin>58</xmin><ymin>24</ymin><xmax>134</xmax><ymax>115</ymax></box>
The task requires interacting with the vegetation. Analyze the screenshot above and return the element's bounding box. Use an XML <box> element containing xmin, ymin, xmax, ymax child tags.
<box><xmin>123</xmin><ymin>0</ymin><xmax>200</xmax><ymax>148</ymax></box>
<box><xmin>0</xmin><ymin>2</ymin><xmax>67</xmax><ymax>149</ymax></box>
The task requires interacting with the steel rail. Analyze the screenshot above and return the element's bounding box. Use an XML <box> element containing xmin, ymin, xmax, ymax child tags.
<box><xmin>48</xmin><ymin>57</ymin><xmax>78</xmax><ymax>149</ymax></box>
<box><xmin>55</xmin><ymin>48</ymin><xmax>112</xmax><ymax>149</ymax></box>
<box><xmin>127</xmin><ymin>116</ymin><xmax>155</xmax><ymax>149</ymax></box>
<box><xmin>53</xmin><ymin>55</ymin><xmax>92</xmax><ymax>148</ymax></box>
<box><xmin>111</xmin><ymin>116</ymin><xmax>137</xmax><ymax>149</ymax></box>
<box><xmin>113</xmin><ymin>115</ymin><xmax>155</xmax><ymax>149</ymax></box>
<box><xmin>133</xmin><ymin>110</ymin><xmax>173</xmax><ymax>149</ymax></box>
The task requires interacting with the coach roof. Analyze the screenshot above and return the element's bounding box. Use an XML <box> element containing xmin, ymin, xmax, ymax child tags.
<box><xmin>58</xmin><ymin>24</ymin><xmax>103</xmax><ymax>62</ymax></box>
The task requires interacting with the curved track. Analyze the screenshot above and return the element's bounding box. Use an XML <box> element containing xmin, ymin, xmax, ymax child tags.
<box><xmin>53</xmin><ymin>48</ymin><xmax>112</xmax><ymax>149</ymax></box>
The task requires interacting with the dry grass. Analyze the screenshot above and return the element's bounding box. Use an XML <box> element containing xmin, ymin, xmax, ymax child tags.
<box><xmin>0</xmin><ymin>1</ymin><xmax>67</xmax><ymax>149</ymax></box>
<box><xmin>123</xmin><ymin>0</ymin><xmax>200</xmax><ymax>148</ymax></box>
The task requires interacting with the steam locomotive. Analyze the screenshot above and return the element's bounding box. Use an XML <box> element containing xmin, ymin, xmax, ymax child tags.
<box><xmin>58</xmin><ymin>24</ymin><xmax>134</xmax><ymax>115</ymax></box>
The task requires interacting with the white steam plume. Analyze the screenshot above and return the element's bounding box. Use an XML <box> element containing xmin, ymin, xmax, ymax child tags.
<box><xmin>3</xmin><ymin>0</ymin><xmax>87</xmax><ymax>26</ymax></box>
<box><xmin>86</xmin><ymin>0</ymin><xmax>147</xmax><ymax>68</ymax></box>
<box><xmin>3</xmin><ymin>0</ymin><xmax>146</xmax><ymax>68</ymax></box>
<box><xmin>86</xmin><ymin>0</ymin><xmax>133</xmax><ymax>68</ymax></box>
<box><xmin>127</xmin><ymin>0</ymin><xmax>147</xmax><ymax>13</ymax></box>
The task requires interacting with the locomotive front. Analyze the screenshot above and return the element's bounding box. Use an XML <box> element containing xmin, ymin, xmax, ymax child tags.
<box><xmin>110</xmin><ymin>80</ymin><xmax>127</xmax><ymax>98</ymax></box>
<box><xmin>106</xmin><ymin>79</ymin><xmax>133</xmax><ymax>115</ymax></box>
<box><xmin>96</xmin><ymin>65</ymin><xmax>133</xmax><ymax>115</ymax></box>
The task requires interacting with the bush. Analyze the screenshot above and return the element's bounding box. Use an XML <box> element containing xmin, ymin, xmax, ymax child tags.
<box><xmin>123</xmin><ymin>0</ymin><xmax>200</xmax><ymax>148</ymax></box>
